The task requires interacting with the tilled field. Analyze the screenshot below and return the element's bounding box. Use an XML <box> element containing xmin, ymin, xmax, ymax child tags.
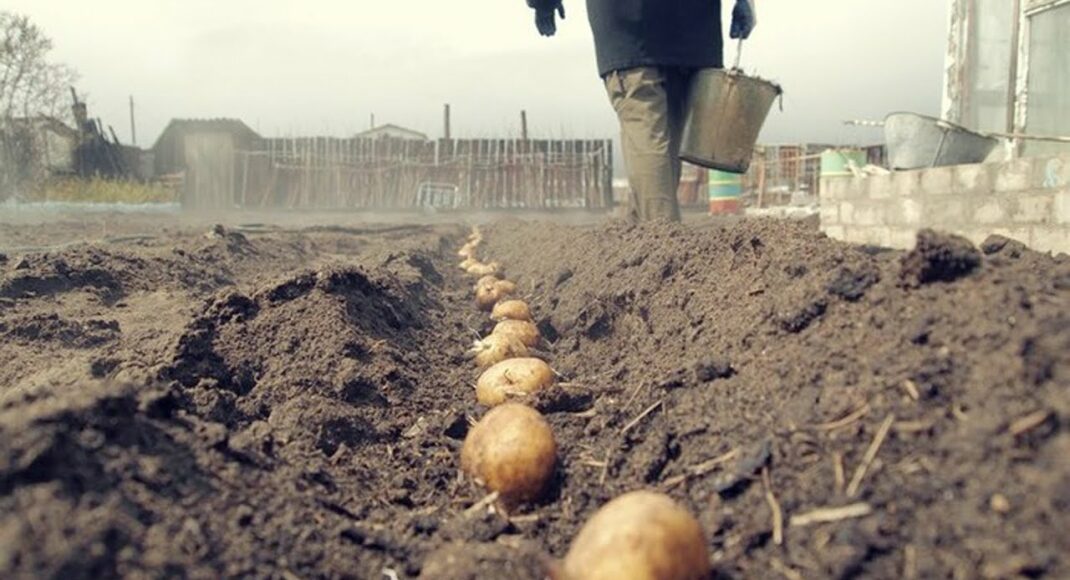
<box><xmin>0</xmin><ymin>216</ymin><xmax>1067</xmax><ymax>579</ymax></box>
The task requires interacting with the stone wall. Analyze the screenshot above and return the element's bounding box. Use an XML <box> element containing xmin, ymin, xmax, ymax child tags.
<box><xmin>819</xmin><ymin>155</ymin><xmax>1070</xmax><ymax>254</ymax></box>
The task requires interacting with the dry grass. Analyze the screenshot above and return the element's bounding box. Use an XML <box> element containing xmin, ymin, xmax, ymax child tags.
<box><xmin>30</xmin><ymin>178</ymin><xmax>177</xmax><ymax>204</ymax></box>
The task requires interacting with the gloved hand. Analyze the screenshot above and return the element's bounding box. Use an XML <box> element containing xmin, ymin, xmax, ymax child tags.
<box><xmin>730</xmin><ymin>0</ymin><xmax>757</xmax><ymax>39</ymax></box>
<box><xmin>528</xmin><ymin>0</ymin><xmax>565</xmax><ymax>37</ymax></box>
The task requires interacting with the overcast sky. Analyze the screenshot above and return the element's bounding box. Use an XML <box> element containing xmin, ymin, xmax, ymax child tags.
<box><xmin>9</xmin><ymin>0</ymin><xmax>949</xmax><ymax>147</ymax></box>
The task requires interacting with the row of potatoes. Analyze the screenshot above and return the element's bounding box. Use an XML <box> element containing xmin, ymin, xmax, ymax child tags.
<box><xmin>454</xmin><ymin>226</ymin><xmax>712</xmax><ymax>580</ymax></box>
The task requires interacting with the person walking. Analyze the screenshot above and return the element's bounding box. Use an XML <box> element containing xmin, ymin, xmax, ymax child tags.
<box><xmin>526</xmin><ymin>0</ymin><xmax>756</xmax><ymax>222</ymax></box>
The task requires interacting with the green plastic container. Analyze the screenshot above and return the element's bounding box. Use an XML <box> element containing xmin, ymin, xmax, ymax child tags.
<box><xmin>820</xmin><ymin>149</ymin><xmax>867</xmax><ymax>177</ymax></box>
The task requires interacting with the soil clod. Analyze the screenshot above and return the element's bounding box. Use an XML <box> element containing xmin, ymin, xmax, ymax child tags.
<box><xmin>0</xmin><ymin>217</ymin><xmax>1066</xmax><ymax>579</ymax></box>
<box><xmin>899</xmin><ymin>229</ymin><xmax>982</xmax><ymax>287</ymax></box>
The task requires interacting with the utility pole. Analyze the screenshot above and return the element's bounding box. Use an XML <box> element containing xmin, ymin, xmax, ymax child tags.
<box><xmin>128</xmin><ymin>96</ymin><xmax>137</xmax><ymax>146</ymax></box>
<box><xmin>444</xmin><ymin>104</ymin><xmax>452</xmax><ymax>140</ymax></box>
<box><xmin>521</xmin><ymin>110</ymin><xmax>529</xmax><ymax>141</ymax></box>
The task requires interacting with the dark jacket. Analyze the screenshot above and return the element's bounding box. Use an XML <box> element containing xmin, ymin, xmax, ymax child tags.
<box><xmin>586</xmin><ymin>0</ymin><xmax>723</xmax><ymax>76</ymax></box>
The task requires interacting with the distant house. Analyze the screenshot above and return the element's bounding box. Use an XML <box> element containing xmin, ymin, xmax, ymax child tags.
<box><xmin>152</xmin><ymin>119</ymin><xmax>261</xmax><ymax>176</ymax></box>
<box><xmin>0</xmin><ymin>116</ymin><xmax>79</xmax><ymax>173</ymax></box>
<box><xmin>0</xmin><ymin>116</ymin><xmax>80</xmax><ymax>199</ymax></box>
<box><xmin>354</xmin><ymin>124</ymin><xmax>428</xmax><ymax>141</ymax></box>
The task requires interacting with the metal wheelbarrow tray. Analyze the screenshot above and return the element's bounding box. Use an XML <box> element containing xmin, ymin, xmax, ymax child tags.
<box><xmin>884</xmin><ymin>112</ymin><xmax>999</xmax><ymax>170</ymax></box>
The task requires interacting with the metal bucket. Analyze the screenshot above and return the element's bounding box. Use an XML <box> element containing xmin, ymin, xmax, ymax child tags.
<box><xmin>680</xmin><ymin>69</ymin><xmax>782</xmax><ymax>174</ymax></box>
<box><xmin>884</xmin><ymin>112</ymin><xmax>999</xmax><ymax>170</ymax></box>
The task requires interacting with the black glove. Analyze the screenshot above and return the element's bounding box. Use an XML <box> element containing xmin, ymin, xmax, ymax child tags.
<box><xmin>730</xmin><ymin>0</ymin><xmax>756</xmax><ymax>40</ymax></box>
<box><xmin>528</xmin><ymin>0</ymin><xmax>565</xmax><ymax>37</ymax></box>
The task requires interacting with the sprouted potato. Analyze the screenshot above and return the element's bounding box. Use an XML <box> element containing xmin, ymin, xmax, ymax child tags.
<box><xmin>461</xmin><ymin>403</ymin><xmax>557</xmax><ymax>506</ymax></box>
<box><xmin>476</xmin><ymin>358</ymin><xmax>554</xmax><ymax>406</ymax></box>
<box><xmin>469</xmin><ymin>334</ymin><xmax>530</xmax><ymax>369</ymax></box>
<box><xmin>475</xmin><ymin>279</ymin><xmax>516</xmax><ymax>310</ymax></box>
<box><xmin>491</xmin><ymin>300</ymin><xmax>533</xmax><ymax>322</ymax></box>
<box><xmin>475</xmin><ymin>275</ymin><xmax>502</xmax><ymax>291</ymax></box>
<box><xmin>492</xmin><ymin>319</ymin><xmax>540</xmax><ymax>347</ymax></box>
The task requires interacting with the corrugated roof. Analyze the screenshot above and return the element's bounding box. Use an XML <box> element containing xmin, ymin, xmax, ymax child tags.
<box><xmin>153</xmin><ymin>118</ymin><xmax>261</xmax><ymax>149</ymax></box>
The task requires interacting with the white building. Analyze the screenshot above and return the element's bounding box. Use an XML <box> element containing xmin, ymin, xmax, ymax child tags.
<box><xmin>943</xmin><ymin>0</ymin><xmax>1069</xmax><ymax>157</ymax></box>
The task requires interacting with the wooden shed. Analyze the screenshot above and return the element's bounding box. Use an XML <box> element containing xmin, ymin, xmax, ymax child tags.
<box><xmin>152</xmin><ymin>119</ymin><xmax>261</xmax><ymax>208</ymax></box>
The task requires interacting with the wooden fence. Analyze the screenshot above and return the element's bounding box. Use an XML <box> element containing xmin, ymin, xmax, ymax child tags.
<box><xmin>197</xmin><ymin>137</ymin><xmax>614</xmax><ymax>210</ymax></box>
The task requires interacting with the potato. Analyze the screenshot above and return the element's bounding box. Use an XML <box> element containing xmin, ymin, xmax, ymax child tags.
<box><xmin>461</xmin><ymin>403</ymin><xmax>557</xmax><ymax>506</ymax></box>
<box><xmin>476</xmin><ymin>358</ymin><xmax>554</xmax><ymax>406</ymax></box>
<box><xmin>561</xmin><ymin>491</ymin><xmax>709</xmax><ymax>580</ymax></box>
<box><xmin>467</xmin><ymin>262</ymin><xmax>502</xmax><ymax>278</ymax></box>
<box><xmin>474</xmin><ymin>274</ymin><xmax>501</xmax><ymax>291</ymax></box>
<box><xmin>469</xmin><ymin>334</ymin><xmax>530</xmax><ymax>369</ymax></box>
<box><xmin>475</xmin><ymin>279</ymin><xmax>517</xmax><ymax>310</ymax></box>
<box><xmin>492</xmin><ymin>300</ymin><xmax>533</xmax><ymax>322</ymax></box>
<box><xmin>458</xmin><ymin>244</ymin><xmax>477</xmax><ymax>259</ymax></box>
<box><xmin>459</xmin><ymin>256</ymin><xmax>478</xmax><ymax>271</ymax></box>
<box><xmin>492</xmin><ymin>319</ymin><xmax>540</xmax><ymax>348</ymax></box>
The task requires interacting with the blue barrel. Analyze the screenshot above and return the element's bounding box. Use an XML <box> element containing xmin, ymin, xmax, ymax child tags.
<box><xmin>708</xmin><ymin>170</ymin><xmax>742</xmax><ymax>215</ymax></box>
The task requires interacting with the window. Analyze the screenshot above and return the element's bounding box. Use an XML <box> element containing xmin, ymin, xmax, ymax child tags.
<box><xmin>1025</xmin><ymin>3</ymin><xmax>1070</xmax><ymax>156</ymax></box>
<box><xmin>963</xmin><ymin>0</ymin><xmax>1016</xmax><ymax>133</ymax></box>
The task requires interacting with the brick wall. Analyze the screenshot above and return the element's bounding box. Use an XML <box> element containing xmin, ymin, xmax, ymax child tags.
<box><xmin>819</xmin><ymin>155</ymin><xmax>1070</xmax><ymax>254</ymax></box>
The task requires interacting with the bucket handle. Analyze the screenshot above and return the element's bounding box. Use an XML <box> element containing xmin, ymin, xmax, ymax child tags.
<box><xmin>732</xmin><ymin>39</ymin><xmax>785</xmax><ymax>112</ymax></box>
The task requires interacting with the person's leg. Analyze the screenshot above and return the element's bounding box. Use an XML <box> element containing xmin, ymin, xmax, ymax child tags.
<box><xmin>604</xmin><ymin>68</ymin><xmax>681</xmax><ymax>222</ymax></box>
<box><xmin>666</xmin><ymin>68</ymin><xmax>697</xmax><ymax>199</ymax></box>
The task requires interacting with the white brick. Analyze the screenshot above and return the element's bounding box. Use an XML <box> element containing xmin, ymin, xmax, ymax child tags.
<box><xmin>893</xmin><ymin>171</ymin><xmax>921</xmax><ymax>198</ymax></box>
<box><xmin>954</xmin><ymin>163</ymin><xmax>994</xmax><ymax>196</ymax></box>
<box><xmin>995</xmin><ymin>158</ymin><xmax>1032</xmax><ymax>193</ymax></box>
<box><xmin>843</xmin><ymin>177</ymin><xmax>868</xmax><ymax>200</ymax></box>
<box><xmin>823</xmin><ymin>225</ymin><xmax>846</xmax><ymax>241</ymax></box>
<box><xmin>895</xmin><ymin>199</ymin><xmax>923</xmax><ymax>226</ymax></box>
<box><xmin>840</xmin><ymin>201</ymin><xmax>855</xmax><ymax>223</ymax></box>
<box><xmin>1012</xmin><ymin>195</ymin><xmax>1054</xmax><ymax>224</ymax></box>
<box><xmin>853</xmin><ymin>204</ymin><xmax>884</xmax><ymax>226</ymax></box>
<box><xmin>820</xmin><ymin>203</ymin><xmax>839</xmax><ymax>225</ymax></box>
<box><xmin>919</xmin><ymin>167</ymin><xmax>954</xmax><ymax>196</ymax></box>
<box><xmin>834</xmin><ymin>177</ymin><xmax>868</xmax><ymax>202</ymax></box>
<box><xmin>867</xmin><ymin>174</ymin><xmax>894</xmax><ymax>199</ymax></box>
<box><xmin>1055</xmin><ymin>191</ymin><xmax>1070</xmax><ymax>225</ymax></box>
<box><xmin>889</xmin><ymin>228</ymin><xmax>919</xmax><ymax>250</ymax></box>
<box><xmin>923</xmin><ymin>198</ymin><xmax>967</xmax><ymax>226</ymax></box>
<box><xmin>845</xmin><ymin>226</ymin><xmax>891</xmax><ymax>247</ymax></box>
<box><xmin>820</xmin><ymin>177</ymin><xmax>845</xmax><ymax>201</ymax></box>
<box><xmin>973</xmin><ymin>201</ymin><xmax>1007</xmax><ymax>225</ymax></box>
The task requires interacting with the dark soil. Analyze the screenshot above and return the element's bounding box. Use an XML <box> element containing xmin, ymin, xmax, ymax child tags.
<box><xmin>0</xmin><ymin>216</ymin><xmax>1067</xmax><ymax>579</ymax></box>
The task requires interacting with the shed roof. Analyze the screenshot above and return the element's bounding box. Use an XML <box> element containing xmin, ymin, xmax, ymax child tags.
<box><xmin>153</xmin><ymin>118</ymin><xmax>261</xmax><ymax>150</ymax></box>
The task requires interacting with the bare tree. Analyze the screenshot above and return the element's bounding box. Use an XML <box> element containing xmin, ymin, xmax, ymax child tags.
<box><xmin>0</xmin><ymin>12</ymin><xmax>79</xmax><ymax>198</ymax></box>
<box><xmin>0</xmin><ymin>12</ymin><xmax>77</xmax><ymax>121</ymax></box>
